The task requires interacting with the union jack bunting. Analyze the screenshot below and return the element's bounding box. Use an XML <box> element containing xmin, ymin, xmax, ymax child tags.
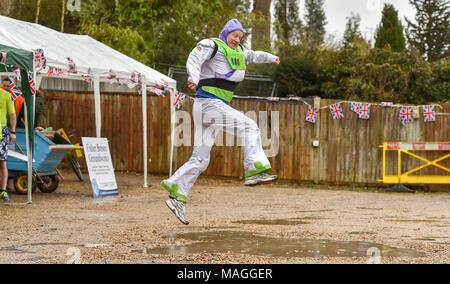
<box><xmin>399</xmin><ymin>106</ymin><xmax>414</xmax><ymax>125</ymax></box>
<box><xmin>137</xmin><ymin>73</ymin><xmax>142</xmax><ymax>84</ymax></box>
<box><xmin>48</xmin><ymin>67</ymin><xmax>68</xmax><ymax>77</ymax></box>
<box><xmin>106</xmin><ymin>69</ymin><xmax>117</xmax><ymax>83</ymax></box>
<box><xmin>423</xmin><ymin>105</ymin><xmax>436</xmax><ymax>122</ymax></box>
<box><xmin>381</xmin><ymin>102</ymin><xmax>393</xmax><ymax>107</ymax></box>
<box><xmin>173</xmin><ymin>92</ymin><xmax>186</xmax><ymax>109</ymax></box>
<box><xmin>13</xmin><ymin>67</ymin><xmax>21</xmax><ymax>81</ymax></box>
<box><xmin>288</xmin><ymin>96</ymin><xmax>301</xmax><ymax>101</ymax></box>
<box><xmin>305</xmin><ymin>106</ymin><xmax>318</xmax><ymax>123</ymax></box>
<box><xmin>34</xmin><ymin>49</ymin><xmax>47</xmax><ymax>68</ymax></box>
<box><xmin>28</xmin><ymin>72</ymin><xmax>36</xmax><ymax>95</ymax></box>
<box><xmin>248</xmin><ymin>96</ymin><xmax>259</xmax><ymax>99</ymax></box>
<box><xmin>350</xmin><ymin>102</ymin><xmax>362</xmax><ymax>113</ymax></box>
<box><xmin>67</xmin><ymin>57</ymin><xmax>77</xmax><ymax>73</ymax></box>
<box><xmin>147</xmin><ymin>87</ymin><xmax>165</xmax><ymax>96</ymax></box>
<box><xmin>126</xmin><ymin>81</ymin><xmax>137</xmax><ymax>89</ymax></box>
<box><xmin>81</xmin><ymin>68</ymin><xmax>93</xmax><ymax>85</ymax></box>
<box><xmin>358</xmin><ymin>103</ymin><xmax>371</xmax><ymax>120</ymax></box>
<box><xmin>0</xmin><ymin>50</ymin><xmax>7</xmax><ymax>64</ymax></box>
<box><xmin>9</xmin><ymin>78</ymin><xmax>22</xmax><ymax>101</ymax></box>
<box><xmin>137</xmin><ymin>84</ymin><xmax>143</xmax><ymax>95</ymax></box>
<box><xmin>267</xmin><ymin>97</ymin><xmax>279</xmax><ymax>102</ymax></box>
<box><xmin>330</xmin><ymin>103</ymin><xmax>344</xmax><ymax>120</ymax></box>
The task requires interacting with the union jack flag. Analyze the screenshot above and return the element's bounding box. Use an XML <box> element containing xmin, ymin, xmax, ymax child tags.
<box><xmin>350</xmin><ymin>102</ymin><xmax>363</xmax><ymax>113</ymax></box>
<box><xmin>399</xmin><ymin>106</ymin><xmax>413</xmax><ymax>125</ymax></box>
<box><xmin>305</xmin><ymin>106</ymin><xmax>318</xmax><ymax>123</ymax></box>
<box><xmin>106</xmin><ymin>69</ymin><xmax>117</xmax><ymax>83</ymax></box>
<box><xmin>267</xmin><ymin>97</ymin><xmax>279</xmax><ymax>102</ymax></box>
<box><xmin>358</xmin><ymin>103</ymin><xmax>371</xmax><ymax>119</ymax></box>
<box><xmin>28</xmin><ymin>72</ymin><xmax>36</xmax><ymax>95</ymax></box>
<box><xmin>289</xmin><ymin>96</ymin><xmax>301</xmax><ymax>101</ymax></box>
<box><xmin>147</xmin><ymin>87</ymin><xmax>165</xmax><ymax>96</ymax></box>
<box><xmin>330</xmin><ymin>103</ymin><xmax>344</xmax><ymax>120</ymax></box>
<box><xmin>126</xmin><ymin>81</ymin><xmax>137</xmax><ymax>89</ymax></box>
<box><xmin>13</xmin><ymin>67</ymin><xmax>21</xmax><ymax>81</ymax></box>
<box><xmin>34</xmin><ymin>49</ymin><xmax>47</xmax><ymax>68</ymax></box>
<box><xmin>67</xmin><ymin>57</ymin><xmax>77</xmax><ymax>73</ymax></box>
<box><xmin>81</xmin><ymin>68</ymin><xmax>93</xmax><ymax>85</ymax></box>
<box><xmin>381</xmin><ymin>102</ymin><xmax>393</xmax><ymax>107</ymax></box>
<box><xmin>9</xmin><ymin>78</ymin><xmax>22</xmax><ymax>101</ymax></box>
<box><xmin>0</xmin><ymin>50</ymin><xmax>7</xmax><ymax>64</ymax></box>
<box><xmin>48</xmin><ymin>67</ymin><xmax>68</xmax><ymax>77</ymax></box>
<box><xmin>423</xmin><ymin>105</ymin><xmax>435</xmax><ymax>122</ymax></box>
<box><xmin>173</xmin><ymin>92</ymin><xmax>186</xmax><ymax>109</ymax></box>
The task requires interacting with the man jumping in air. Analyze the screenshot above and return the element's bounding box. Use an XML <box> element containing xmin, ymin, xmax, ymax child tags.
<box><xmin>161</xmin><ymin>19</ymin><xmax>280</xmax><ymax>225</ymax></box>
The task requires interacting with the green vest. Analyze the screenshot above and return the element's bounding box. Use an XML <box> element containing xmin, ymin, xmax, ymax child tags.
<box><xmin>199</xmin><ymin>39</ymin><xmax>246</xmax><ymax>103</ymax></box>
<box><xmin>213</xmin><ymin>39</ymin><xmax>246</xmax><ymax>70</ymax></box>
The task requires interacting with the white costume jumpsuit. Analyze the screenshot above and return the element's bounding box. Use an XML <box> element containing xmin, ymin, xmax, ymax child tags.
<box><xmin>161</xmin><ymin>38</ymin><xmax>279</xmax><ymax>202</ymax></box>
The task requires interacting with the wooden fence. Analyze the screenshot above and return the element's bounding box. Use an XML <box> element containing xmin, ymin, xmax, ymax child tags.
<box><xmin>43</xmin><ymin>91</ymin><xmax>449</xmax><ymax>186</ymax></box>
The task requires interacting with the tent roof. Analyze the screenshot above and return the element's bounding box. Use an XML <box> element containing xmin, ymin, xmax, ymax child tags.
<box><xmin>0</xmin><ymin>16</ymin><xmax>176</xmax><ymax>88</ymax></box>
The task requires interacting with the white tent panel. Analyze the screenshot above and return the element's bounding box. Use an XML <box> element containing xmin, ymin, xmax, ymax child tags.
<box><xmin>0</xmin><ymin>15</ymin><xmax>176</xmax><ymax>88</ymax></box>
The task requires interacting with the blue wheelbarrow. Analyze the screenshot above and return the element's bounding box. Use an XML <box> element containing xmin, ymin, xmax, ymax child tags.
<box><xmin>7</xmin><ymin>129</ymin><xmax>81</xmax><ymax>194</ymax></box>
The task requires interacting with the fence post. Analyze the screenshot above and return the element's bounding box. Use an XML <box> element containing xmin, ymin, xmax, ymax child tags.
<box><xmin>310</xmin><ymin>96</ymin><xmax>321</xmax><ymax>184</ymax></box>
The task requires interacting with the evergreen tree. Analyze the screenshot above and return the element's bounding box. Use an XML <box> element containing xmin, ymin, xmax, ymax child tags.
<box><xmin>274</xmin><ymin>0</ymin><xmax>303</xmax><ymax>46</ymax></box>
<box><xmin>374</xmin><ymin>3</ymin><xmax>406</xmax><ymax>51</ymax></box>
<box><xmin>405</xmin><ymin>0</ymin><xmax>450</xmax><ymax>61</ymax></box>
<box><xmin>342</xmin><ymin>12</ymin><xmax>361</xmax><ymax>49</ymax></box>
<box><xmin>304</xmin><ymin>0</ymin><xmax>327</xmax><ymax>47</ymax></box>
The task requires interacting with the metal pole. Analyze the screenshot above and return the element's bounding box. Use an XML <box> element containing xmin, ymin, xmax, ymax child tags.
<box><xmin>142</xmin><ymin>84</ymin><xmax>148</xmax><ymax>188</ymax></box>
<box><xmin>93</xmin><ymin>76</ymin><xmax>101</xmax><ymax>137</ymax></box>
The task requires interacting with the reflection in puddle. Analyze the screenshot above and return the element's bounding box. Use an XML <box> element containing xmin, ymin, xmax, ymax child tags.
<box><xmin>147</xmin><ymin>231</ymin><xmax>424</xmax><ymax>258</ymax></box>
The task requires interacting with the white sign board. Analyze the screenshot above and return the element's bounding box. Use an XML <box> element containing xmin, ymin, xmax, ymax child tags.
<box><xmin>82</xmin><ymin>137</ymin><xmax>118</xmax><ymax>197</ymax></box>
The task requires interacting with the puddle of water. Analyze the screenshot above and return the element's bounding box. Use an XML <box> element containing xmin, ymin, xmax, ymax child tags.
<box><xmin>233</xmin><ymin>217</ymin><xmax>328</xmax><ymax>226</ymax></box>
<box><xmin>1</xmin><ymin>246</ymin><xmax>31</xmax><ymax>254</ymax></box>
<box><xmin>349</xmin><ymin>232</ymin><xmax>376</xmax><ymax>235</ymax></box>
<box><xmin>389</xmin><ymin>219</ymin><xmax>440</xmax><ymax>223</ymax></box>
<box><xmin>147</xmin><ymin>231</ymin><xmax>425</xmax><ymax>258</ymax></box>
<box><xmin>357</xmin><ymin>207</ymin><xmax>384</xmax><ymax>211</ymax></box>
<box><xmin>295</xmin><ymin>210</ymin><xmax>334</xmax><ymax>213</ymax></box>
<box><xmin>26</xmin><ymin>256</ymin><xmax>49</xmax><ymax>262</ymax></box>
<box><xmin>232</xmin><ymin>219</ymin><xmax>309</xmax><ymax>225</ymax></box>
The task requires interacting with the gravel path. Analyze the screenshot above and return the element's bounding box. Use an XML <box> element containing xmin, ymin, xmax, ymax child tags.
<box><xmin>0</xmin><ymin>172</ymin><xmax>448</xmax><ymax>264</ymax></box>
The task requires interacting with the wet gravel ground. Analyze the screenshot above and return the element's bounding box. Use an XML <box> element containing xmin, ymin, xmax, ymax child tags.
<box><xmin>0</xmin><ymin>171</ymin><xmax>448</xmax><ymax>264</ymax></box>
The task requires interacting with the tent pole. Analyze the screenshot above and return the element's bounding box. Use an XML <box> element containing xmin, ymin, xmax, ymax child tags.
<box><xmin>142</xmin><ymin>84</ymin><xmax>148</xmax><ymax>188</ymax></box>
<box><xmin>93</xmin><ymin>76</ymin><xmax>101</xmax><ymax>137</ymax></box>
<box><xmin>169</xmin><ymin>93</ymin><xmax>175</xmax><ymax>177</ymax></box>
<box><xmin>24</xmin><ymin>98</ymin><xmax>32</xmax><ymax>204</ymax></box>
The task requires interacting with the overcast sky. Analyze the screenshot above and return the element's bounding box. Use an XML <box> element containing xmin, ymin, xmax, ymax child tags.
<box><xmin>322</xmin><ymin>0</ymin><xmax>416</xmax><ymax>42</ymax></box>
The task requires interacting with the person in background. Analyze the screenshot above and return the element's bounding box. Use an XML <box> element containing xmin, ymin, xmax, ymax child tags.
<box><xmin>1</xmin><ymin>77</ymin><xmax>9</xmax><ymax>92</ymax></box>
<box><xmin>15</xmin><ymin>89</ymin><xmax>46</xmax><ymax>131</ymax></box>
<box><xmin>0</xmin><ymin>85</ymin><xmax>16</xmax><ymax>201</ymax></box>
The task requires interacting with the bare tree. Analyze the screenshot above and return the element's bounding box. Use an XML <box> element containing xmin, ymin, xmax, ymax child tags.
<box><xmin>35</xmin><ymin>0</ymin><xmax>41</xmax><ymax>23</ymax></box>
<box><xmin>61</xmin><ymin>0</ymin><xmax>65</xmax><ymax>32</ymax></box>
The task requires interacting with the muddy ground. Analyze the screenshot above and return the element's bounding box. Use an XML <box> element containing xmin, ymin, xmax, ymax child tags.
<box><xmin>0</xmin><ymin>171</ymin><xmax>448</xmax><ymax>264</ymax></box>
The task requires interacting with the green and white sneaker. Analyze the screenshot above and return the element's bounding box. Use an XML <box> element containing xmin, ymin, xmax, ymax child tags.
<box><xmin>1</xmin><ymin>190</ymin><xmax>10</xmax><ymax>201</ymax></box>
<box><xmin>165</xmin><ymin>198</ymin><xmax>189</xmax><ymax>225</ymax></box>
<box><xmin>245</xmin><ymin>173</ymin><xmax>278</xmax><ymax>186</ymax></box>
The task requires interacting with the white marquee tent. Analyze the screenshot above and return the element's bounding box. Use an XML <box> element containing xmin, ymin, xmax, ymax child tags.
<box><xmin>0</xmin><ymin>15</ymin><xmax>177</xmax><ymax>201</ymax></box>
